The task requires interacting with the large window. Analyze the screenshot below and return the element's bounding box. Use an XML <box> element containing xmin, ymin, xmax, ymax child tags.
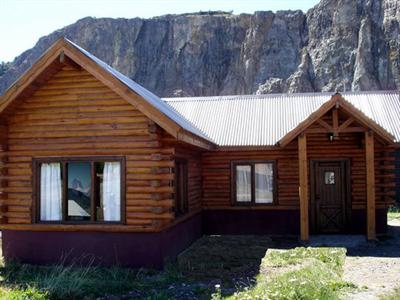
<box><xmin>174</xmin><ymin>159</ymin><xmax>188</xmax><ymax>217</ymax></box>
<box><xmin>34</xmin><ymin>157</ymin><xmax>124</xmax><ymax>223</ymax></box>
<box><xmin>232</xmin><ymin>161</ymin><xmax>276</xmax><ymax>205</ymax></box>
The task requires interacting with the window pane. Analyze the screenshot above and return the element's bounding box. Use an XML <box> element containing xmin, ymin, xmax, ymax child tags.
<box><xmin>236</xmin><ymin>165</ymin><xmax>251</xmax><ymax>202</ymax></box>
<box><xmin>67</xmin><ymin>162</ymin><xmax>91</xmax><ymax>221</ymax></box>
<box><xmin>101</xmin><ymin>162</ymin><xmax>121</xmax><ymax>221</ymax></box>
<box><xmin>324</xmin><ymin>171</ymin><xmax>335</xmax><ymax>185</ymax></box>
<box><xmin>95</xmin><ymin>162</ymin><xmax>105</xmax><ymax>221</ymax></box>
<box><xmin>255</xmin><ymin>163</ymin><xmax>274</xmax><ymax>204</ymax></box>
<box><xmin>175</xmin><ymin>160</ymin><xmax>188</xmax><ymax>217</ymax></box>
<box><xmin>40</xmin><ymin>163</ymin><xmax>62</xmax><ymax>221</ymax></box>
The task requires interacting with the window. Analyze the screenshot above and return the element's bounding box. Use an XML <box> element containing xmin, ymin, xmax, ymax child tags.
<box><xmin>35</xmin><ymin>157</ymin><xmax>124</xmax><ymax>223</ymax></box>
<box><xmin>324</xmin><ymin>171</ymin><xmax>335</xmax><ymax>185</ymax></box>
<box><xmin>232</xmin><ymin>161</ymin><xmax>276</xmax><ymax>205</ymax></box>
<box><xmin>174</xmin><ymin>159</ymin><xmax>188</xmax><ymax>217</ymax></box>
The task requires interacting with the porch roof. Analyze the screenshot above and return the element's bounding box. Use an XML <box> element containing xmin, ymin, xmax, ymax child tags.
<box><xmin>164</xmin><ymin>91</ymin><xmax>400</xmax><ymax>146</ymax></box>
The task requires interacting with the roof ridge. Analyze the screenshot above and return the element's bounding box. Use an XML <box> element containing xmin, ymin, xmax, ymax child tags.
<box><xmin>163</xmin><ymin>90</ymin><xmax>399</xmax><ymax>102</ymax></box>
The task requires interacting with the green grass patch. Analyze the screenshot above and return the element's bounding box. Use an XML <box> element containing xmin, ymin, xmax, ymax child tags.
<box><xmin>388</xmin><ymin>206</ymin><xmax>400</xmax><ymax>222</ymax></box>
<box><xmin>380</xmin><ymin>286</ymin><xmax>400</xmax><ymax>300</ymax></box>
<box><xmin>224</xmin><ymin>247</ymin><xmax>353</xmax><ymax>300</ymax></box>
<box><xmin>0</xmin><ymin>259</ymin><xmax>198</xmax><ymax>300</ymax></box>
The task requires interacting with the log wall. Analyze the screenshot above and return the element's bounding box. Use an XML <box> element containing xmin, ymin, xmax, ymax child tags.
<box><xmin>202</xmin><ymin>132</ymin><xmax>395</xmax><ymax>210</ymax></box>
<box><xmin>3</xmin><ymin>66</ymin><xmax>175</xmax><ymax>230</ymax></box>
<box><xmin>175</xmin><ymin>145</ymin><xmax>202</xmax><ymax>213</ymax></box>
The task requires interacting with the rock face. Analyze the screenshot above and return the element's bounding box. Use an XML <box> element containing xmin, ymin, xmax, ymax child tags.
<box><xmin>0</xmin><ymin>0</ymin><xmax>399</xmax><ymax>97</ymax></box>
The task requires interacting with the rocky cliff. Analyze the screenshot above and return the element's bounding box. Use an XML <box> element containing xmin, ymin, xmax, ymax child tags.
<box><xmin>0</xmin><ymin>0</ymin><xmax>399</xmax><ymax>97</ymax></box>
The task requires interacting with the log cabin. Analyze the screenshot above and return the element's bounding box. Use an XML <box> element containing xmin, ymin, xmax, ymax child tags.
<box><xmin>0</xmin><ymin>38</ymin><xmax>399</xmax><ymax>268</ymax></box>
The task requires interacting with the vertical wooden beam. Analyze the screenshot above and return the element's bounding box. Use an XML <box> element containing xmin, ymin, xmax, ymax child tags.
<box><xmin>332</xmin><ymin>108</ymin><xmax>339</xmax><ymax>137</ymax></box>
<box><xmin>298</xmin><ymin>134</ymin><xmax>309</xmax><ymax>241</ymax></box>
<box><xmin>365</xmin><ymin>131</ymin><xmax>376</xmax><ymax>240</ymax></box>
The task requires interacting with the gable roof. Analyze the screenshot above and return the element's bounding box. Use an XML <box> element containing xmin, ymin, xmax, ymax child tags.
<box><xmin>1</xmin><ymin>38</ymin><xmax>398</xmax><ymax>149</ymax></box>
<box><xmin>164</xmin><ymin>91</ymin><xmax>400</xmax><ymax>147</ymax></box>
<box><xmin>0</xmin><ymin>38</ymin><xmax>215</xmax><ymax>150</ymax></box>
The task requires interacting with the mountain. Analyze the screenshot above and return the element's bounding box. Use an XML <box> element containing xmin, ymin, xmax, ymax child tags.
<box><xmin>0</xmin><ymin>0</ymin><xmax>399</xmax><ymax>97</ymax></box>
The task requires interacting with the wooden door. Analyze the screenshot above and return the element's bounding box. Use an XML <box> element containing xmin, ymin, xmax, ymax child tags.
<box><xmin>311</xmin><ymin>160</ymin><xmax>349</xmax><ymax>233</ymax></box>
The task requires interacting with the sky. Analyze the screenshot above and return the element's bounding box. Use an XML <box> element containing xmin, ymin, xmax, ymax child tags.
<box><xmin>0</xmin><ymin>0</ymin><xmax>320</xmax><ymax>63</ymax></box>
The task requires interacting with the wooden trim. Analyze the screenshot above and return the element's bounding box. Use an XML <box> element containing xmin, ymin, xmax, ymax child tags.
<box><xmin>393</xmin><ymin>143</ymin><xmax>400</xmax><ymax>148</ymax></box>
<box><xmin>317</xmin><ymin>119</ymin><xmax>333</xmax><ymax>131</ymax></box>
<box><xmin>174</xmin><ymin>158</ymin><xmax>189</xmax><ymax>218</ymax></box>
<box><xmin>32</xmin><ymin>156</ymin><xmax>126</xmax><ymax>225</ymax></box>
<box><xmin>278</xmin><ymin>93</ymin><xmax>395</xmax><ymax>147</ymax></box>
<box><xmin>0</xmin><ymin>40</ymin><xmax>65</xmax><ymax>112</ymax></box>
<box><xmin>177</xmin><ymin>130</ymin><xmax>215</xmax><ymax>150</ymax></box>
<box><xmin>279</xmin><ymin>95</ymin><xmax>339</xmax><ymax>147</ymax></box>
<box><xmin>365</xmin><ymin>131</ymin><xmax>376</xmax><ymax>240</ymax></box>
<box><xmin>216</xmin><ymin>145</ymin><xmax>279</xmax><ymax>151</ymax></box>
<box><xmin>298</xmin><ymin>134</ymin><xmax>309</xmax><ymax>241</ymax></box>
<box><xmin>62</xmin><ymin>43</ymin><xmax>215</xmax><ymax>150</ymax></box>
<box><xmin>62</xmin><ymin>162</ymin><xmax>67</xmax><ymax>222</ymax></box>
<box><xmin>332</xmin><ymin>108</ymin><xmax>339</xmax><ymax>136</ymax></box>
<box><xmin>0</xmin><ymin>38</ymin><xmax>215</xmax><ymax>150</ymax></box>
<box><xmin>338</xmin><ymin>117</ymin><xmax>354</xmax><ymax>131</ymax></box>
<box><xmin>0</xmin><ymin>208</ymin><xmax>202</xmax><ymax>233</ymax></box>
<box><xmin>231</xmin><ymin>160</ymin><xmax>278</xmax><ymax>206</ymax></box>
<box><xmin>90</xmin><ymin>161</ymin><xmax>96</xmax><ymax>222</ymax></box>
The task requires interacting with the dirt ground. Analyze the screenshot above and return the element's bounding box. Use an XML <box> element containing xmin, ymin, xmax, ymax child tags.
<box><xmin>343</xmin><ymin>220</ymin><xmax>400</xmax><ymax>299</ymax></box>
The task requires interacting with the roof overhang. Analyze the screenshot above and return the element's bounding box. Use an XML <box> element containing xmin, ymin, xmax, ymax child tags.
<box><xmin>0</xmin><ymin>38</ymin><xmax>216</xmax><ymax>150</ymax></box>
<box><xmin>277</xmin><ymin>93</ymin><xmax>395</xmax><ymax>147</ymax></box>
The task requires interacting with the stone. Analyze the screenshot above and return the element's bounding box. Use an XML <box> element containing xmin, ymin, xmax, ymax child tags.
<box><xmin>0</xmin><ymin>0</ymin><xmax>399</xmax><ymax>97</ymax></box>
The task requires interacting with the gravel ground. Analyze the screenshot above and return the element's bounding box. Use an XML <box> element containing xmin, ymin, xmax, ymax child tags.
<box><xmin>344</xmin><ymin>220</ymin><xmax>400</xmax><ymax>299</ymax></box>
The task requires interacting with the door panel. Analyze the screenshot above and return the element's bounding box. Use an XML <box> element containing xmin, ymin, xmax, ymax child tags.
<box><xmin>312</xmin><ymin>161</ymin><xmax>348</xmax><ymax>233</ymax></box>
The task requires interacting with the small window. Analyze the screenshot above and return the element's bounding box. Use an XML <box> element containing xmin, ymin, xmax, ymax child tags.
<box><xmin>236</xmin><ymin>165</ymin><xmax>251</xmax><ymax>203</ymax></box>
<box><xmin>36</xmin><ymin>158</ymin><xmax>123</xmax><ymax>223</ymax></box>
<box><xmin>255</xmin><ymin>163</ymin><xmax>274</xmax><ymax>204</ymax></box>
<box><xmin>324</xmin><ymin>171</ymin><xmax>335</xmax><ymax>185</ymax></box>
<box><xmin>233</xmin><ymin>161</ymin><xmax>276</xmax><ymax>205</ymax></box>
<box><xmin>174</xmin><ymin>159</ymin><xmax>188</xmax><ymax>217</ymax></box>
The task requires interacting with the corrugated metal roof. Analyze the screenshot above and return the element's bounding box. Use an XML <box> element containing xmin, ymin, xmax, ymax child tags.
<box><xmin>65</xmin><ymin>39</ymin><xmax>212</xmax><ymax>142</ymax></box>
<box><xmin>164</xmin><ymin>91</ymin><xmax>400</xmax><ymax>146</ymax></box>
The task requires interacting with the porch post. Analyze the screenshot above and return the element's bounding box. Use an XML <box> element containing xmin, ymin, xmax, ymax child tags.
<box><xmin>298</xmin><ymin>133</ymin><xmax>309</xmax><ymax>241</ymax></box>
<box><xmin>365</xmin><ymin>131</ymin><xmax>376</xmax><ymax>240</ymax></box>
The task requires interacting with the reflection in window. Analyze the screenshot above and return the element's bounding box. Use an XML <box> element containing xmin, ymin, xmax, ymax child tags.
<box><xmin>236</xmin><ymin>165</ymin><xmax>252</xmax><ymax>202</ymax></box>
<box><xmin>255</xmin><ymin>163</ymin><xmax>274</xmax><ymax>203</ymax></box>
<box><xmin>37</xmin><ymin>159</ymin><xmax>122</xmax><ymax>223</ymax></box>
<box><xmin>68</xmin><ymin>162</ymin><xmax>92</xmax><ymax>221</ymax></box>
<box><xmin>324</xmin><ymin>171</ymin><xmax>335</xmax><ymax>185</ymax></box>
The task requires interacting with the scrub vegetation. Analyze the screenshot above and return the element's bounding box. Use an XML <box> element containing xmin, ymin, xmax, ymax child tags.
<box><xmin>0</xmin><ymin>238</ymin><xmax>355</xmax><ymax>300</ymax></box>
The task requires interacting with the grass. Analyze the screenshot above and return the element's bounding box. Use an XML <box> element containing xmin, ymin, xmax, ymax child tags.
<box><xmin>380</xmin><ymin>286</ymin><xmax>400</xmax><ymax>300</ymax></box>
<box><xmin>177</xmin><ymin>235</ymin><xmax>278</xmax><ymax>284</ymax></box>
<box><xmin>0</xmin><ymin>258</ymin><xmax>203</xmax><ymax>300</ymax></box>
<box><xmin>388</xmin><ymin>205</ymin><xmax>400</xmax><ymax>222</ymax></box>
<box><xmin>224</xmin><ymin>247</ymin><xmax>353</xmax><ymax>300</ymax></box>
<box><xmin>0</xmin><ymin>238</ymin><xmax>356</xmax><ymax>299</ymax></box>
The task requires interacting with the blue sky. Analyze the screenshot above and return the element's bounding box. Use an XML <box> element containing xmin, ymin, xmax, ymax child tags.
<box><xmin>0</xmin><ymin>0</ymin><xmax>319</xmax><ymax>62</ymax></box>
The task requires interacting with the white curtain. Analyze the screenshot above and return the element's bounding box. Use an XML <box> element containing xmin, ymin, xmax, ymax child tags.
<box><xmin>255</xmin><ymin>163</ymin><xmax>273</xmax><ymax>203</ymax></box>
<box><xmin>236</xmin><ymin>165</ymin><xmax>251</xmax><ymax>202</ymax></box>
<box><xmin>103</xmin><ymin>162</ymin><xmax>121</xmax><ymax>221</ymax></box>
<box><xmin>40</xmin><ymin>163</ymin><xmax>62</xmax><ymax>221</ymax></box>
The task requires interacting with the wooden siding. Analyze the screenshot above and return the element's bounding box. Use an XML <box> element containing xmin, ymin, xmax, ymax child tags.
<box><xmin>202</xmin><ymin>144</ymin><xmax>299</xmax><ymax>209</ymax></box>
<box><xmin>175</xmin><ymin>145</ymin><xmax>202</xmax><ymax>213</ymax></box>
<box><xmin>2</xmin><ymin>66</ymin><xmax>175</xmax><ymax>230</ymax></box>
<box><xmin>202</xmin><ymin>130</ymin><xmax>395</xmax><ymax>211</ymax></box>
